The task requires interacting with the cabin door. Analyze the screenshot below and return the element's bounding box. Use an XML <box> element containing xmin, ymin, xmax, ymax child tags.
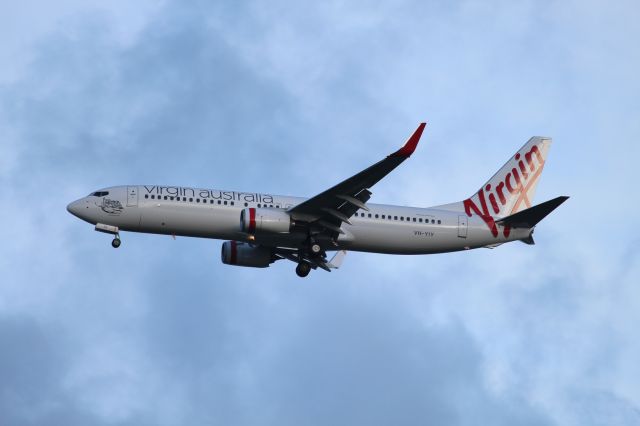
<box><xmin>127</xmin><ymin>186</ymin><xmax>139</xmax><ymax>207</ymax></box>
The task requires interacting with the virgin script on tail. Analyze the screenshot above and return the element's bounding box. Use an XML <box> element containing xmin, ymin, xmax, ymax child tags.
<box><xmin>463</xmin><ymin>143</ymin><xmax>546</xmax><ymax>237</ymax></box>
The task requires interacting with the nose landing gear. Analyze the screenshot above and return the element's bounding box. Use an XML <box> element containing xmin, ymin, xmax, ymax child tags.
<box><xmin>95</xmin><ymin>223</ymin><xmax>121</xmax><ymax>249</ymax></box>
<box><xmin>111</xmin><ymin>236</ymin><xmax>121</xmax><ymax>248</ymax></box>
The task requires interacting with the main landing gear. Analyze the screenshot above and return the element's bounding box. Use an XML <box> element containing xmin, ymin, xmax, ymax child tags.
<box><xmin>294</xmin><ymin>238</ymin><xmax>323</xmax><ymax>278</ymax></box>
<box><xmin>296</xmin><ymin>262</ymin><xmax>311</xmax><ymax>278</ymax></box>
<box><xmin>111</xmin><ymin>235</ymin><xmax>121</xmax><ymax>248</ymax></box>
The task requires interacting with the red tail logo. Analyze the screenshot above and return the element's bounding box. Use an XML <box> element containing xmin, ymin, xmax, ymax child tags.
<box><xmin>463</xmin><ymin>145</ymin><xmax>545</xmax><ymax>237</ymax></box>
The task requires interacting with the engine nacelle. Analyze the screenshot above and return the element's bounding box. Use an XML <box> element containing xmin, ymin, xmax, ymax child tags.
<box><xmin>240</xmin><ymin>207</ymin><xmax>293</xmax><ymax>234</ymax></box>
<box><xmin>221</xmin><ymin>241</ymin><xmax>272</xmax><ymax>268</ymax></box>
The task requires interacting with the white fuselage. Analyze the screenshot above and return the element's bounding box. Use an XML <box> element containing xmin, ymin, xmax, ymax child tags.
<box><xmin>67</xmin><ymin>185</ymin><xmax>530</xmax><ymax>254</ymax></box>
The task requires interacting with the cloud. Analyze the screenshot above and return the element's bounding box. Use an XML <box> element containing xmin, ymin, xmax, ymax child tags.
<box><xmin>0</xmin><ymin>316</ymin><xmax>109</xmax><ymax>425</ymax></box>
<box><xmin>245</xmin><ymin>294</ymin><xmax>551</xmax><ymax>426</ymax></box>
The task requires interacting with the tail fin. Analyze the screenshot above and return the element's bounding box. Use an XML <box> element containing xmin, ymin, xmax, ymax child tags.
<box><xmin>437</xmin><ymin>136</ymin><xmax>553</xmax><ymax>218</ymax></box>
<box><xmin>468</xmin><ymin>136</ymin><xmax>552</xmax><ymax>217</ymax></box>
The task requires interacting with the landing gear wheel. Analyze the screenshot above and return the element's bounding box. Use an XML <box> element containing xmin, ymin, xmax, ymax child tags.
<box><xmin>296</xmin><ymin>262</ymin><xmax>311</xmax><ymax>278</ymax></box>
<box><xmin>111</xmin><ymin>237</ymin><xmax>121</xmax><ymax>248</ymax></box>
<box><xmin>310</xmin><ymin>243</ymin><xmax>322</xmax><ymax>254</ymax></box>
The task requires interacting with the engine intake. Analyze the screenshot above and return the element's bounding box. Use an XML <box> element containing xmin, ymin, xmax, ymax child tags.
<box><xmin>240</xmin><ymin>208</ymin><xmax>293</xmax><ymax>234</ymax></box>
<box><xmin>221</xmin><ymin>241</ymin><xmax>273</xmax><ymax>268</ymax></box>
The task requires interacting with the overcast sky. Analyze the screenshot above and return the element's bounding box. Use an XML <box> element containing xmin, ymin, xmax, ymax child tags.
<box><xmin>1</xmin><ymin>0</ymin><xmax>639</xmax><ymax>425</ymax></box>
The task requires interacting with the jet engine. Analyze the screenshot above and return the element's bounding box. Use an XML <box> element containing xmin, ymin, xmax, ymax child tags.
<box><xmin>221</xmin><ymin>241</ymin><xmax>273</xmax><ymax>268</ymax></box>
<box><xmin>240</xmin><ymin>208</ymin><xmax>293</xmax><ymax>234</ymax></box>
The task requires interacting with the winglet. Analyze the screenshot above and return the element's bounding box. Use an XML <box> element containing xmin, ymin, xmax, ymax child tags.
<box><xmin>390</xmin><ymin>122</ymin><xmax>426</xmax><ymax>158</ymax></box>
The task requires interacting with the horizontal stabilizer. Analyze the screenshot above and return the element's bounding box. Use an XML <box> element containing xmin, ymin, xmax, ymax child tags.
<box><xmin>483</xmin><ymin>243</ymin><xmax>504</xmax><ymax>249</ymax></box>
<box><xmin>520</xmin><ymin>232</ymin><xmax>536</xmax><ymax>245</ymax></box>
<box><xmin>496</xmin><ymin>196</ymin><xmax>569</xmax><ymax>228</ymax></box>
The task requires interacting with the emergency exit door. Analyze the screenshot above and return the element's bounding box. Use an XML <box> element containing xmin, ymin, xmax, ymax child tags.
<box><xmin>458</xmin><ymin>215</ymin><xmax>468</xmax><ymax>238</ymax></box>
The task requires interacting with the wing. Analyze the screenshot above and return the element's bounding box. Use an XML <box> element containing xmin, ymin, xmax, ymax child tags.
<box><xmin>288</xmin><ymin>123</ymin><xmax>426</xmax><ymax>235</ymax></box>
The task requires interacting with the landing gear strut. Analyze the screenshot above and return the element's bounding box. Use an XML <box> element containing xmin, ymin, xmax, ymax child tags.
<box><xmin>294</xmin><ymin>237</ymin><xmax>323</xmax><ymax>277</ymax></box>
<box><xmin>95</xmin><ymin>224</ymin><xmax>121</xmax><ymax>249</ymax></box>
<box><xmin>296</xmin><ymin>262</ymin><xmax>311</xmax><ymax>278</ymax></box>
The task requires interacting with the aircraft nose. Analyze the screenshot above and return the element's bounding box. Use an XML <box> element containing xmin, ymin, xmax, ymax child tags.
<box><xmin>66</xmin><ymin>199</ymin><xmax>83</xmax><ymax>218</ymax></box>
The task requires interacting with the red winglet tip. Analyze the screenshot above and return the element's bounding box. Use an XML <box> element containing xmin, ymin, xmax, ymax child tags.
<box><xmin>391</xmin><ymin>122</ymin><xmax>426</xmax><ymax>157</ymax></box>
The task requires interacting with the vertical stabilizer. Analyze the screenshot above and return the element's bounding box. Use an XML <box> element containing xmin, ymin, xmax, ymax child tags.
<box><xmin>469</xmin><ymin>136</ymin><xmax>552</xmax><ymax>216</ymax></box>
<box><xmin>435</xmin><ymin>136</ymin><xmax>552</xmax><ymax>237</ymax></box>
<box><xmin>438</xmin><ymin>136</ymin><xmax>552</xmax><ymax>216</ymax></box>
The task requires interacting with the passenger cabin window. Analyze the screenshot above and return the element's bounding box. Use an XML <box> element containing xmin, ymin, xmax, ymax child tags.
<box><xmin>438</xmin><ymin>220</ymin><xmax>441</xmax><ymax>224</ymax></box>
<box><xmin>151</xmin><ymin>195</ymin><xmax>155</xmax><ymax>199</ymax></box>
<box><xmin>144</xmin><ymin>194</ymin><xmax>149</xmax><ymax>199</ymax></box>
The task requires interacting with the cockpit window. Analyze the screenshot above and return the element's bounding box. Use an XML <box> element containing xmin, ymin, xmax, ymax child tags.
<box><xmin>90</xmin><ymin>191</ymin><xmax>109</xmax><ymax>197</ymax></box>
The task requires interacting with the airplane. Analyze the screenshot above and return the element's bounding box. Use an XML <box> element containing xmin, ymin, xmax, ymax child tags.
<box><xmin>67</xmin><ymin>123</ymin><xmax>568</xmax><ymax>277</ymax></box>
